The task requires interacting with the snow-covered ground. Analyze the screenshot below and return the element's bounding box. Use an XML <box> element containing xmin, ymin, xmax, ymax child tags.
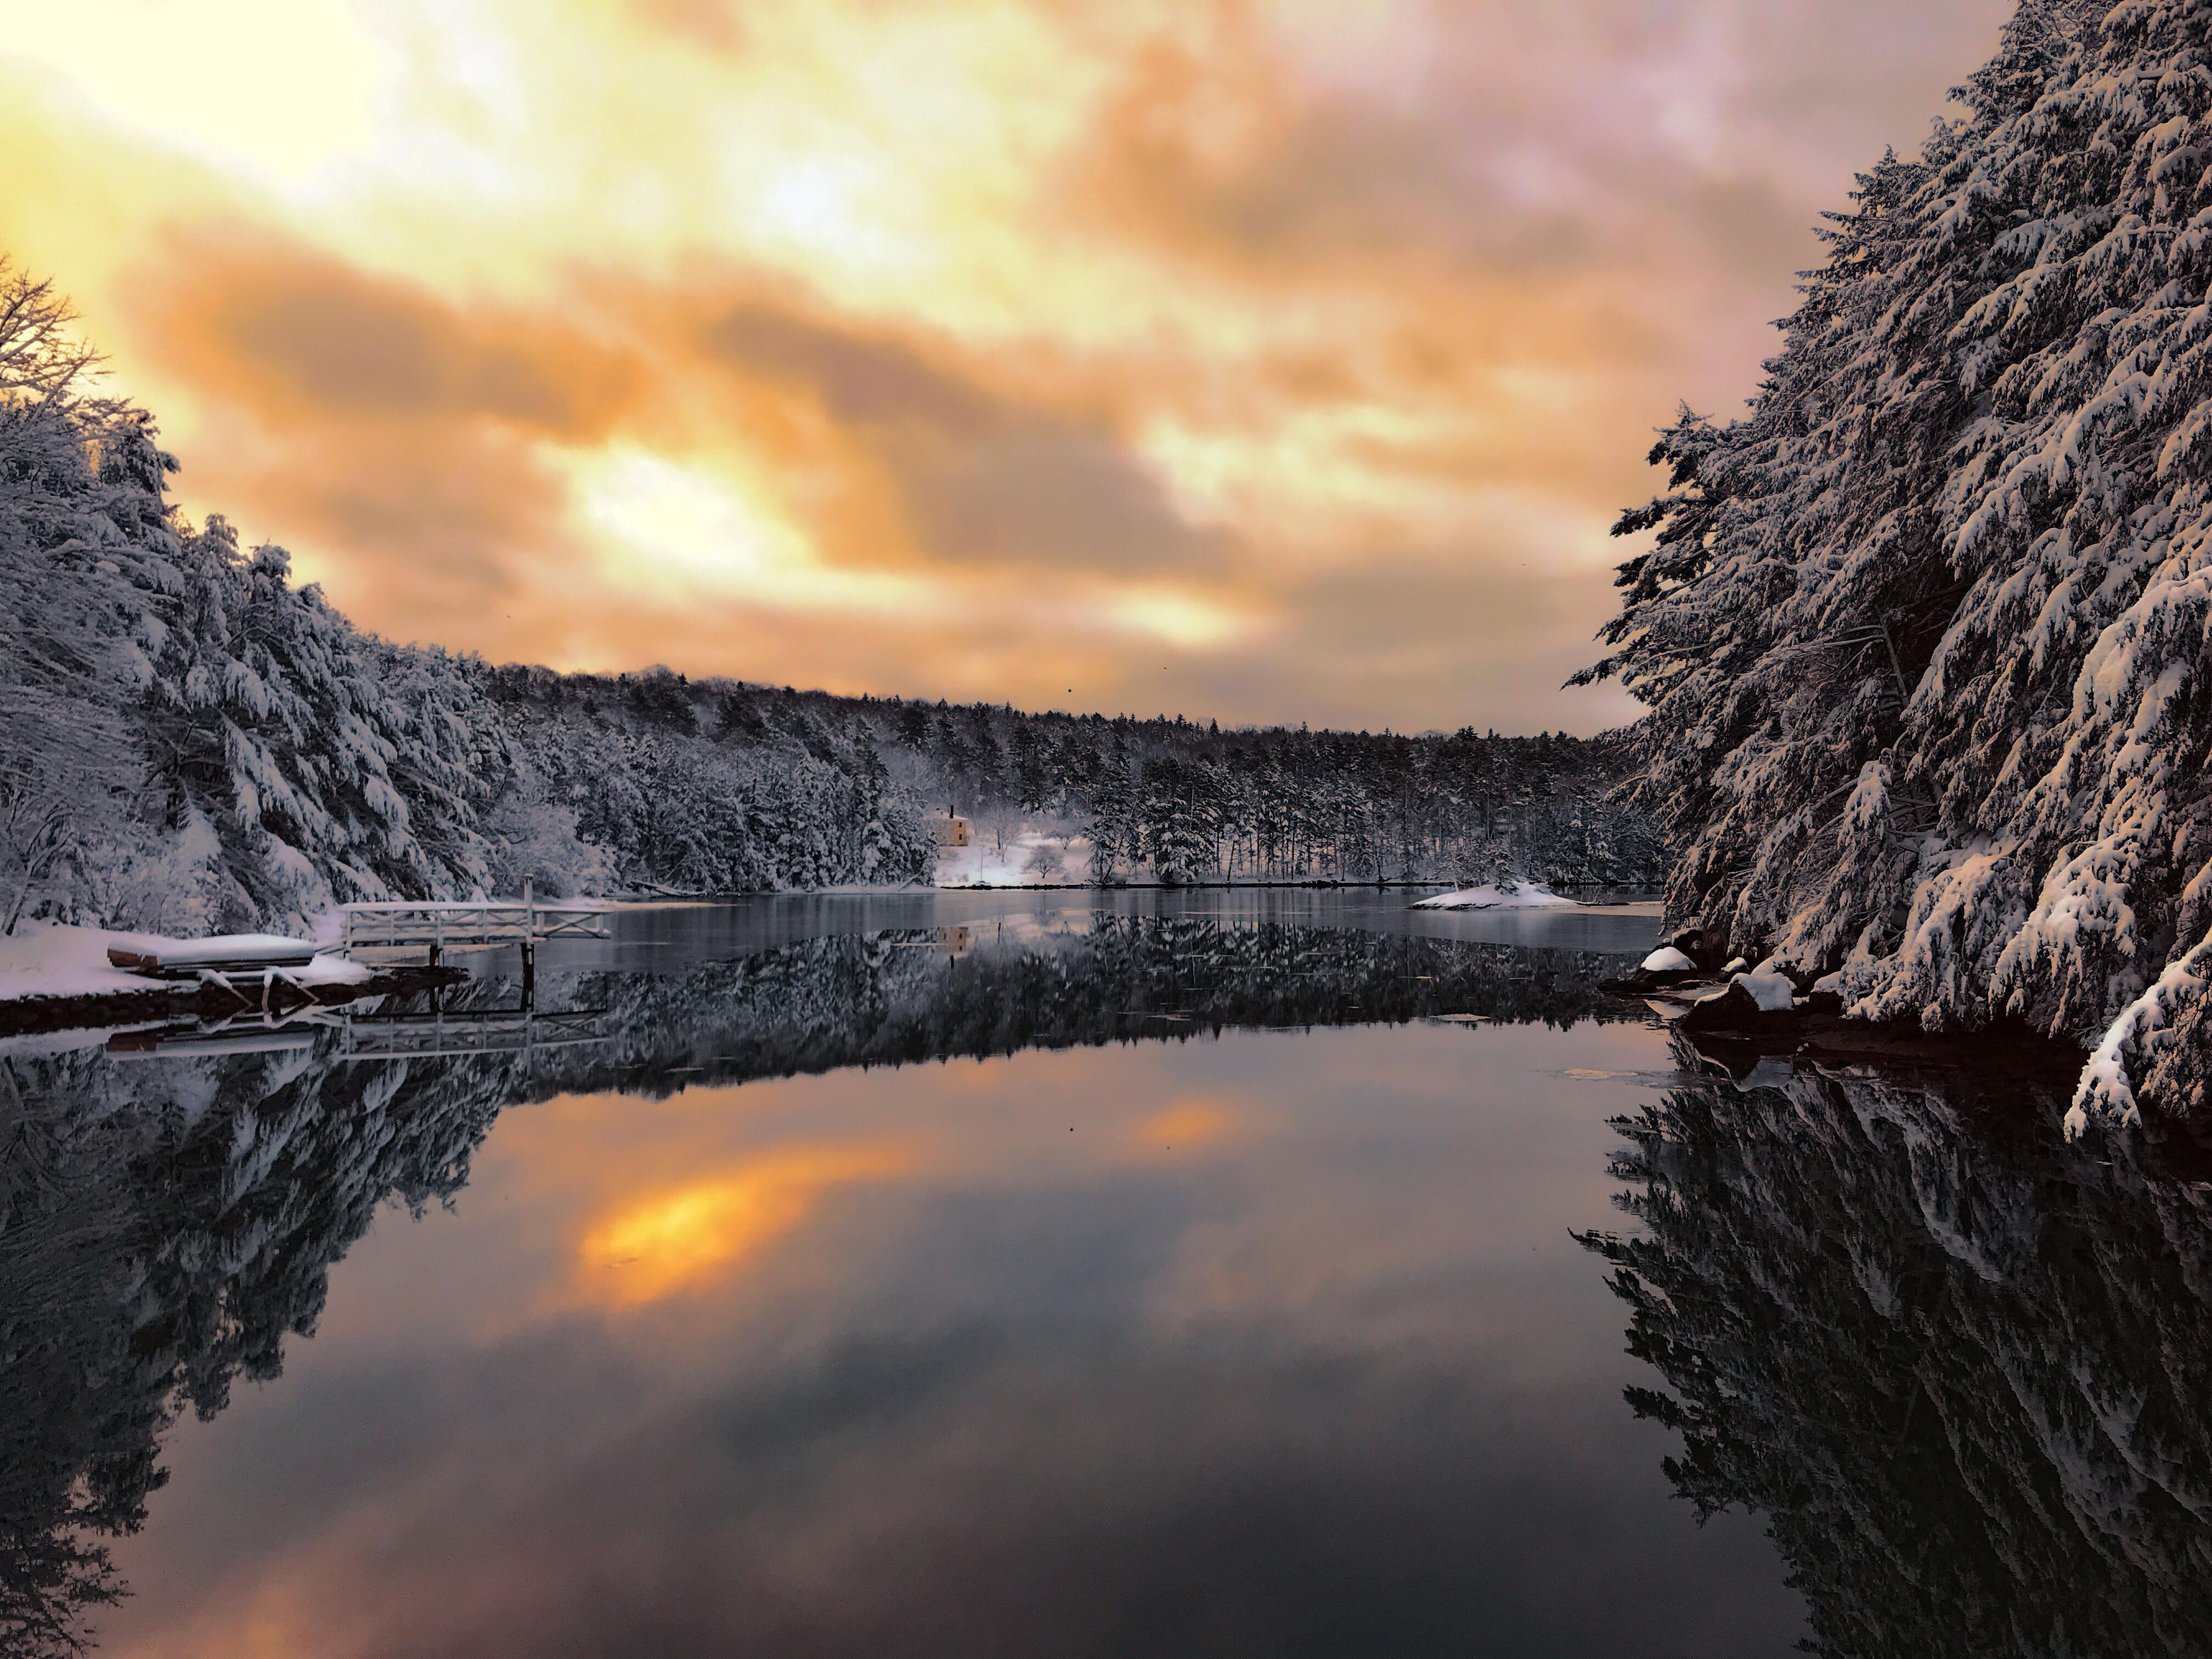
<box><xmin>935</xmin><ymin>831</ymin><xmax>1091</xmax><ymax>888</ymax></box>
<box><xmin>1411</xmin><ymin>881</ymin><xmax>1577</xmax><ymax>912</ymax></box>
<box><xmin>0</xmin><ymin>923</ymin><xmax>370</xmax><ymax>1002</ymax></box>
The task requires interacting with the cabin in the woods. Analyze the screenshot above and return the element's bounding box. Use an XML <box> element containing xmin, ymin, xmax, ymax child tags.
<box><xmin>933</xmin><ymin>815</ymin><xmax>971</xmax><ymax>848</ymax></box>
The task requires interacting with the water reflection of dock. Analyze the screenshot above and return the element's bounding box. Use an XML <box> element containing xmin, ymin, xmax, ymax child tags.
<box><xmin>883</xmin><ymin>926</ymin><xmax>973</xmax><ymax>957</ymax></box>
<box><xmin>108</xmin><ymin>1011</ymin><xmax>339</xmax><ymax>1057</ymax></box>
<box><xmin>102</xmin><ymin>986</ymin><xmax>610</xmax><ymax>1064</ymax></box>
<box><xmin>338</xmin><ymin>1003</ymin><xmax>608</xmax><ymax>1061</ymax></box>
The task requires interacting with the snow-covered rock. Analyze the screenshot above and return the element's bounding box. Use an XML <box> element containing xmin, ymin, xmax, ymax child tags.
<box><xmin>1733</xmin><ymin>970</ymin><xmax>1797</xmax><ymax>1013</ymax></box>
<box><xmin>1641</xmin><ymin>946</ymin><xmax>1696</xmax><ymax>973</ymax></box>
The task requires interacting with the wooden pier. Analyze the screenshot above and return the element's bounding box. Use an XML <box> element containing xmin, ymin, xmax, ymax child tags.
<box><xmin>338</xmin><ymin>882</ymin><xmax>612</xmax><ymax>972</ymax></box>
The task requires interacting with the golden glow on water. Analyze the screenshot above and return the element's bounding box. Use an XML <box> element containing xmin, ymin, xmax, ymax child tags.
<box><xmin>93</xmin><ymin>1011</ymin><xmax>1809</xmax><ymax>1659</ymax></box>
<box><xmin>1128</xmin><ymin>1096</ymin><xmax>1246</xmax><ymax>1156</ymax></box>
<box><xmin>577</xmin><ymin>1142</ymin><xmax>922</xmax><ymax>1306</ymax></box>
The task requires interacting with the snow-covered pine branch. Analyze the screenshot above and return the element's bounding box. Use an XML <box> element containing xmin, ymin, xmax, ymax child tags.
<box><xmin>1587</xmin><ymin>0</ymin><xmax>2212</xmax><ymax>1130</ymax></box>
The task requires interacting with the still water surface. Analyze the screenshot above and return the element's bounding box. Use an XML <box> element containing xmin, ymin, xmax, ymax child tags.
<box><xmin>13</xmin><ymin>892</ymin><xmax>2212</xmax><ymax>1656</ymax></box>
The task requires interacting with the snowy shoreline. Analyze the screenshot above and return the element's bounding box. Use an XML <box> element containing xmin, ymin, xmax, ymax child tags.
<box><xmin>0</xmin><ymin>923</ymin><xmax>453</xmax><ymax>1037</ymax></box>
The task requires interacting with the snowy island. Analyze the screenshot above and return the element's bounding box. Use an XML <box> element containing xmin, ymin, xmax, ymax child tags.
<box><xmin>1411</xmin><ymin>879</ymin><xmax>1578</xmax><ymax>912</ymax></box>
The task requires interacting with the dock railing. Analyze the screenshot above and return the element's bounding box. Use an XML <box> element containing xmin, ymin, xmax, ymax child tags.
<box><xmin>338</xmin><ymin>879</ymin><xmax>613</xmax><ymax>962</ymax></box>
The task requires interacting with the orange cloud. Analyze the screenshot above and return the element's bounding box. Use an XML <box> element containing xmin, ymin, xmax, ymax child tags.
<box><xmin>0</xmin><ymin>0</ymin><xmax>2018</xmax><ymax>730</ymax></box>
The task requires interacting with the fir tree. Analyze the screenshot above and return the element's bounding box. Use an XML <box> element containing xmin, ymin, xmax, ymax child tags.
<box><xmin>1585</xmin><ymin>0</ymin><xmax>2212</xmax><ymax>1129</ymax></box>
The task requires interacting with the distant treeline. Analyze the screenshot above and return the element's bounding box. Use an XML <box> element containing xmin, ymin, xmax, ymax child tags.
<box><xmin>0</xmin><ymin>259</ymin><xmax>1659</xmax><ymax>934</ymax></box>
<box><xmin>489</xmin><ymin>663</ymin><xmax>1666</xmax><ymax>890</ymax></box>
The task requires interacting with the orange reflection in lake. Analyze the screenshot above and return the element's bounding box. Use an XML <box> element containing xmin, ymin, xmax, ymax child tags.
<box><xmin>576</xmin><ymin>1141</ymin><xmax>919</xmax><ymax>1307</ymax></box>
<box><xmin>1126</xmin><ymin>1096</ymin><xmax>1245</xmax><ymax>1159</ymax></box>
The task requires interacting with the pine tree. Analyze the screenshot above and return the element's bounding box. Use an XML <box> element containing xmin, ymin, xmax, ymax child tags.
<box><xmin>1585</xmin><ymin>0</ymin><xmax>2212</xmax><ymax>1129</ymax></box>
<box><xmin>1087</xmin><ymin>740</ymin><xmax>1136</xmax><ymax>883</ymax></box>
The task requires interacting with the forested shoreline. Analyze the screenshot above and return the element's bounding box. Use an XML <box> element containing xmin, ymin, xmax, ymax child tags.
<box><xmin>1586</xmin><ymin>0</ymin><xmax>2212</xmax><ymax>1128</ymax></box>
<box><xmin>0</xmin><ymin>264</ymin><xmax>1660</xmax><ymax>938</ymax></box>
<box><xmin>488</xmin><ymin>664</ymin><xmax>1663</xmax><ymax>894</ymax></box>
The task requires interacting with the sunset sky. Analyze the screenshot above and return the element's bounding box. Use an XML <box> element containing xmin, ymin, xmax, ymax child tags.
<box><xmin>1</xmin><ymin>0</ymin><xmax>2011</xmax><ymax>732</ymax></box>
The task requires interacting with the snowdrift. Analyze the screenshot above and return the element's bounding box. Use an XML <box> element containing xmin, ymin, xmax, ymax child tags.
<box><xmin>1412</xmin><ymin>881</ymin><xmax>1577</xmax><ymax>912</ymax></box>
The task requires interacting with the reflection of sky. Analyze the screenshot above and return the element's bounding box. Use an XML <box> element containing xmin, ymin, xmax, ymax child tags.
<box><xmin>101</xmin><ymin>1019</ymin><xmax>1805</xmax><ymax>1656</ymax></box>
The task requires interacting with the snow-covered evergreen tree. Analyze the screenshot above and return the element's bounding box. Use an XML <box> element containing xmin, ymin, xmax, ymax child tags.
<box><xmin>138</xmin><ymin>518</ymin><xmax>500</xmax><ymax>926</ymax></box>
<box><xmin>0</xmin><ymin>263</ymin><xmax>179</xmax><ymax>933</ymax></box>
<box><xmin>1585</xmin><ymin>0</ymin><xmax>2212</xmax><ymax>1128</ymax></box>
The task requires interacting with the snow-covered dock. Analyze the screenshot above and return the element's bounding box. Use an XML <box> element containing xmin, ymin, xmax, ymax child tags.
<box><xmin>339</xmin><ymin>894</ymin><xmax>612</xmax><ymax>962</ymax></box>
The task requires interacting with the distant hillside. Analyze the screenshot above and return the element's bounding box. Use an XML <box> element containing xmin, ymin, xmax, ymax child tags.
<box><xmin>0</xmin><ymin>259</ymin><xmax>1661</xmax><ymax>935</ymax></box>
<box><xmin>484</xmin><ymin>663</ymin><xmax>1666</xmax><ymax>895</ymax></box>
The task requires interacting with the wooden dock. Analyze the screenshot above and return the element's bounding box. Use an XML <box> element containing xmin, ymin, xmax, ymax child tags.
<box><xmin>338</xmin><ymin>883</ymin><xmax>612</xmax><ymax>966</ymax></box>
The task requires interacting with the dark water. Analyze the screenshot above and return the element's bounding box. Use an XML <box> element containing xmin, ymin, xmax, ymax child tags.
<box><xmin>6</xmin><ymin>893</ymin><xmax>2211</xmax><ymax>1657</ymax></box>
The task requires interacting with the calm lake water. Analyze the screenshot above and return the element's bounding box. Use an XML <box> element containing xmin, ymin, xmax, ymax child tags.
<box><xmin>11</xmin><ymin>891</ymin><xmax>2212</xmax><ymax>1657</ymax></box>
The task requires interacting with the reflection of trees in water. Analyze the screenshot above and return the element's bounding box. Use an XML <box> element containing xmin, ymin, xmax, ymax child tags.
<box><xmin>1585</xmin><ymin>1048</ymin><xmax>2212</xmax><ymax>1659</ymax></box>
<box><xmin>0</xmin><ymin>1046</ymin><xmax>507</xmax><ymax>1655</ymax></box>
<box><xmin>516</xmin><ymin>917</ymin><xmax>1639</xmax><ymax>1100</ymax></box>
<box><xmin>0</xmin><ymin>919</ymin><xmax>1633</xmax><ymax>1652</ymax></box>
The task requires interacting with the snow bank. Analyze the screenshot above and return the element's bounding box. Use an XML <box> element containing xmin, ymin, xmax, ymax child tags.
<box><xmin>936</xmin><ymin>830</ymin><xmax>1090</xmax><ymax>888</ymax></box>
<box><xmin>297</xmin><ymin>955</ymin><xmax>373</xmax><ymax>988</ymax></box>
<box><xmin>0</xmin><ymin>923</ymin><xmax>367</xmax><ymax>1001</ymax></box>
<box><xmin>1412</xmin><ymin>881</ymin><xmax>1577</xmax><ymax>912</ymax></box>
<box><xmin>0</xmin><ymin>924</ymin><xmax>169</xmax><ymax>1000</ymax></box>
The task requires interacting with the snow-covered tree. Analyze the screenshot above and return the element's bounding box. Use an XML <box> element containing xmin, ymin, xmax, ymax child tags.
<box><xmin>0</xmin><ymin>264</ymin><xmax>185</xmax><ymax>933</ymax></box>
<box><xmin>1</xmin><ymin>258</ymin><xmax>1657</xmax><ymax>928</ymax></box>
<box><xmin>1585</xmin><ymin>0</ymin><xmax>2212</xmax><ymax>1128</ymax></box>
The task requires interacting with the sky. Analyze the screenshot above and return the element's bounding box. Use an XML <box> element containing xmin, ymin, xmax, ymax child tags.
<box><xmin>0</xmin><ymin>0</ymin><xmax>2013</xmax><ymax>733</ymax></box>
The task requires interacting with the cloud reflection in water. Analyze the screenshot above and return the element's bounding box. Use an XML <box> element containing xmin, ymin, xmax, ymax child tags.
<box><xmin>6</xmin><ymin>910</ymin><xmax>1808</xmax><ymax>1657</ymax></box>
